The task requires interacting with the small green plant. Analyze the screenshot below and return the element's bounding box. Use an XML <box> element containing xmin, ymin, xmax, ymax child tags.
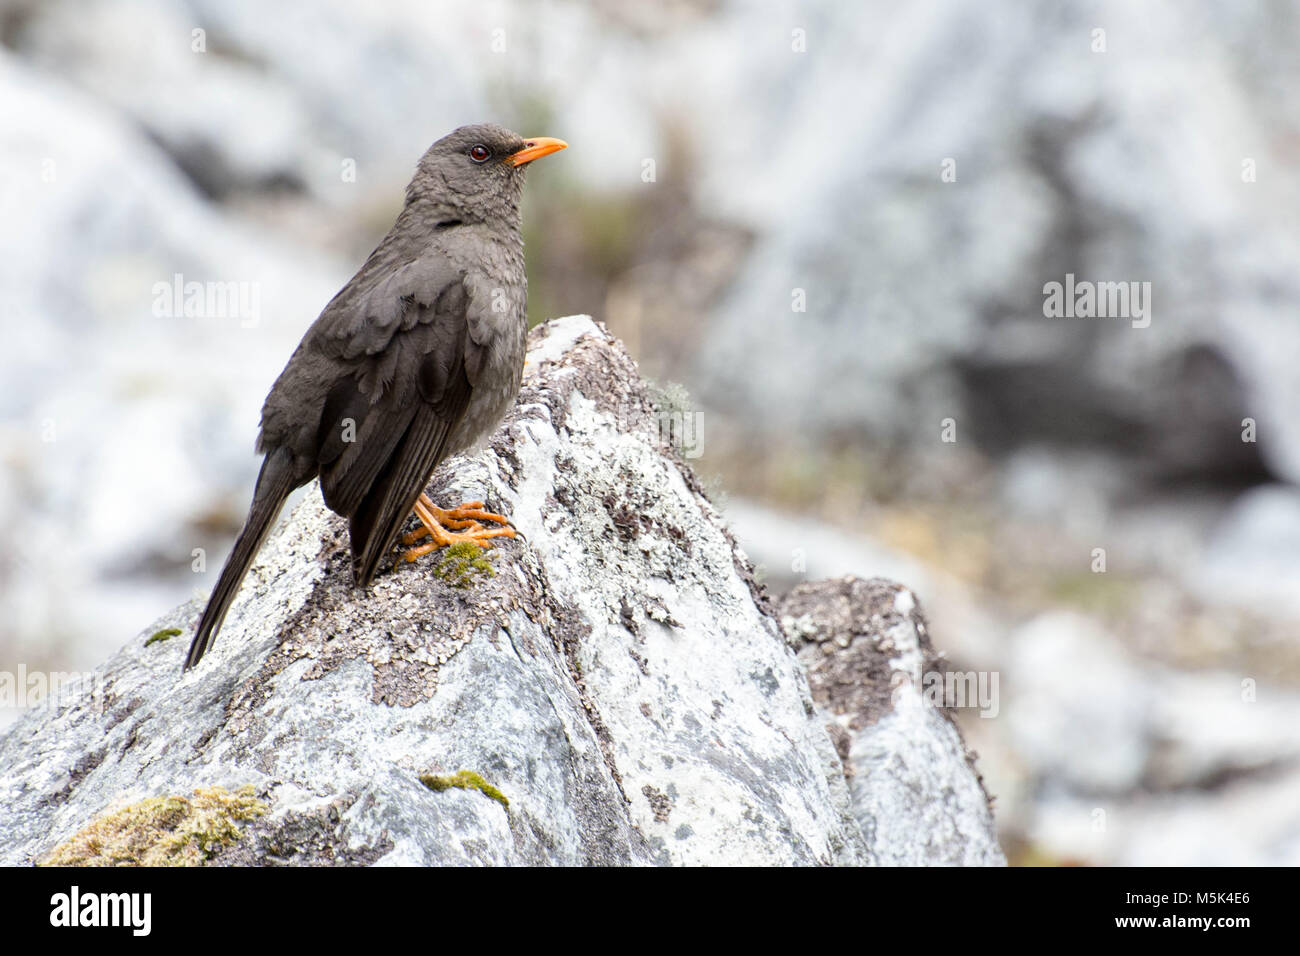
<box><xmin>419</xmin><ymin>770</ymin><xmax>509</xmax><ymax>809</ymax></box>
<box><xmin>145</xmin><ymin>628</ymin><xmax>182</xmax><ymax>647</ymax></box>
<box><xmin>39</xmin><ymin>785</ymin><xmax>268</xmax><ymax>866</ymax></box>
<box><xmin>433</xmin><ymin>542</ymin><xmax>496</xmax><ymax>588</ymax></box>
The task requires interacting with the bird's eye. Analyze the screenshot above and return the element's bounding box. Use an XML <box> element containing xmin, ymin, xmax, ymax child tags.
<box><xmin>469</xmin><ymin>145</ymin><xmax>491</xmax><ymax>163</ymax></box>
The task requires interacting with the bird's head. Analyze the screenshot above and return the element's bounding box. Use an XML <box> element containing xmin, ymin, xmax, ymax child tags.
<box><xmin>408</xmin><ymin>123</ymin><xmax>567</xmax><ymax>225</ymax></box>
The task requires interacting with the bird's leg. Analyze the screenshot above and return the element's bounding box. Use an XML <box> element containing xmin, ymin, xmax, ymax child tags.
<box><xmin>404</xmin><ymin>496</ymin><xmax>516</xmax><ymax>538</ymax></box>
<box><xmin>399</xmin><ymin>494</ymin><xmax>517</xmax><ymax>563</ymax></box>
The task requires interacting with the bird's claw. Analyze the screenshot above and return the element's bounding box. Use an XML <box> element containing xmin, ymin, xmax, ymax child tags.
<box><xmin>399</xmin><ymin>494</ymin><xmax>519</xmax><ymax>561</ymax></box>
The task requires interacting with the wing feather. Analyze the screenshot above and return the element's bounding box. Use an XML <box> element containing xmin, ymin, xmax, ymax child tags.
<box><xmin>349</xmin><ymin>363</ymin><xmax>472</xmax><ymax>586</ymax></box>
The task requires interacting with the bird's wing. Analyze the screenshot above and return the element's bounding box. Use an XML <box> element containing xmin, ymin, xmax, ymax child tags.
<box><xmin>312</xmin><ymin>254</ymin><xmax>461</xmax><ymax>359</ymax></box>
<box><xmin>307</xmin><ymin>256</ymin><xmax>491</xmax><ymax>584</ymax></box>
<box><xmin>346</xmin><ymin>362</ymin><xmax>472</xmax><ymax>586</ymax></box>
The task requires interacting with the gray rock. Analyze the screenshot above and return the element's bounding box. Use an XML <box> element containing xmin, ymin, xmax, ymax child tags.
<box><xmin>0</xmin><ymin>316</ymin><xmax>999</xmax><ymax>866</ymax></box>
<box><xmin>1004</xmin><ymin>610</ymin><xmax>1300</xmax><ymax>865</ymax></box>
<box><xmin>694</xmin><ymin>0</ymin><xmax>1298</xmax><ymax>491</ymax></box>
<box><xmin>779</xmin><ymin>577</ymin><xmax>1005</xmax><ymax>866</ymax></box>
<box><xmin>1191</xmin><ymin>484</ymin><xmax>1300</xmax><ymax>618</ymax></box>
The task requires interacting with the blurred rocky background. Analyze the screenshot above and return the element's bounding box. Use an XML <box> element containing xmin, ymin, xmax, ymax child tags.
<box><xmin>1</xmin><ymin>0</ymin><xmax>1297</xmax><ymax>865</ymax></box>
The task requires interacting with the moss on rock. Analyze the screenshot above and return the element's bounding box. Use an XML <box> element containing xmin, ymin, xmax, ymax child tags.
<box><xmin>432</xmin><ymin>542</ymin><xmax>496</xmax><ymax>588</ymax></box>
<box><xmin>419</xmin><ymin>770</ymin><xmax>509</xmax><ymax>809</ymax></box>
<box><xmin>39</xmin><ymin>785</ymin><xmax>268</xmax><ymax>866</ymax></box>
<box><xmin>145</xmin><ymin>628</ymin><xmax>181</xmax><ymax>646</ymax></box>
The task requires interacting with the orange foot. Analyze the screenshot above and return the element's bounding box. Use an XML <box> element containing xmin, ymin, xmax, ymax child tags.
<box><xmin>399</xmin><ymin>494</ymin><xmax>517</xmax><ymax>564</ymax></box>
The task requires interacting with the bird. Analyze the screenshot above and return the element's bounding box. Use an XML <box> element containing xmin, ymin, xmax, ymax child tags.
<box><xmin>183</xmin><ymin>123</ymin><xmax>567</xmax><ymax>671</ymax></box>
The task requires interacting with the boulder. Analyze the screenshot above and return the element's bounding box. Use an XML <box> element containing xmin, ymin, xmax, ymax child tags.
<box><xmin>0</xmin><ymin>316</ymin><xmax>1001</xmax><ymax>866</ymax></box>
<box><xmin>779</xmin><ymin>577</ymin><xmax>1004</xmax><ymax>866</ymax></box>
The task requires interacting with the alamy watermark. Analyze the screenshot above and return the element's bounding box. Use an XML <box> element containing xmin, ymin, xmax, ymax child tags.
<box><xmin>1</xmin><ymin>665</ymin><xmax>103</xmax><ymax>712</ymax></box>
<box><xmin>1042</xmin><ymin>273</ymin><xmax>1150</xmax><ymax>328</ymax></box>
<box><xmin>50</xmin><ymin>886</ymin><xmax>151</xmax><ymax>936</ymax></box>
<box><xmin>152</xmin><ymin>273</ymin><xmax>261</xmax><ymax>327</ymax></box>
<box><xmin>918</xmin><ymin>669</ymin><xmax>1000</xmax><ymax>718</ymax></box>
<box><xmin>618</xmin><ymin>400</ymin><xmax>704</xmax><ymax>459</ymax></box>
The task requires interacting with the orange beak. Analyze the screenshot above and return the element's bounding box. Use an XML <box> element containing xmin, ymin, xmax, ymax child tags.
<box><xmin>507</xmin><ymin>136</ymin><xmax>568</xmax><ymax>167</ymax></box>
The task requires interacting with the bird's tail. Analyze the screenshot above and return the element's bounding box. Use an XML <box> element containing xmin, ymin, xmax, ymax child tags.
<box><xmin>183</xmin><ymin>449</ymin><xmax>297</xmax><ymax>672</ymax></box>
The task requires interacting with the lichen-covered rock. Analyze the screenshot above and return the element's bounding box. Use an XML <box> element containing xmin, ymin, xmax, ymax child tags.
<box><xmin>779</xmin><ymin>577</ymin><xmax>1006</xmax><ymax>866</ymax></box>
<box><xmin>0</xmin><ymin>316</ymin><xmax>998</xmax><ymax>866</ymax></box>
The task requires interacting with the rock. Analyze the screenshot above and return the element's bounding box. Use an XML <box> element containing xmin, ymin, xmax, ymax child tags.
<box><xmin>1190</xmin><ymin>484</ymin><xmax>1300</xmax><ymax>618</ymax></box>
<box><xmin>693</xmin><ymin>0</ymin><xmax>1299</xmax><ymax>492</ymax></box>
<box><xmin>0</xmin><ymin>316</ymin><xmax>1001</xmax><ymax>866</ymax></box>
<box><xmin>1003</xmin><ymin>610</ymin><xmax>1300</xmax><ymax>865</ymax></box>
<box><xmin>779</xmin><ymin>577</ymin><xmax>1005</xmax><ymax>866</ymax></box>
<box><xmin>1006</xmin><ymin>612</ymin><xmax>1152</xmax><ymax>794</ymax></box>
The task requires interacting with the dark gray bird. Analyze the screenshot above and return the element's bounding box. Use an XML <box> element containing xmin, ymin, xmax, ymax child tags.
<box><xmin>184</xmin><ymin>124</ymin><xmax>567</xmax><ymax>671</ymax></box>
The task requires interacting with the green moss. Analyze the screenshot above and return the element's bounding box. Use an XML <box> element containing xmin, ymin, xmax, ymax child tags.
<box><xmin>145</xmin><ymin>628</ymin><xmax>182</xmax><ymax>647</ymax></box>
<box><xmin>432</xmin><ymin>542</ymin><xmax>496</xmax><ymax>588</ymax></box>
<box><xmin>39</xmin><ymin>785</ymin><xmax>268</xmax><ymax>866</ymax></box>
<box><xmin>419</xmin><ymin>770</ymin><xmax>509</xmax><ymax>809</ymax></box>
